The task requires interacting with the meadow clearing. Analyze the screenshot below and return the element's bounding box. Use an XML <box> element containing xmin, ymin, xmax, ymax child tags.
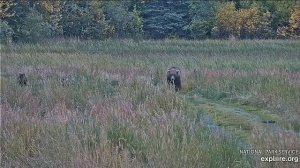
<box><xmin>1</xmin><ymin>39</ymin><xmax>300</xmax><ymax>167</ymax></box>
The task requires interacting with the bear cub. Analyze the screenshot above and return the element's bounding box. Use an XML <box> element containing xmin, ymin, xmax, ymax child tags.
<box><xmin>18</xmin><ymin>73</ymin><xmax>27</xmax><ymax>86</ymax></box>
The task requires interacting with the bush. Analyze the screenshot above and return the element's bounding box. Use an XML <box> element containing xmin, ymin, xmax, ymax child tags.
<box><xmin>0</xmin><ymin>21</ymin><xmax>13</xmax><ymax>44</ymax></box>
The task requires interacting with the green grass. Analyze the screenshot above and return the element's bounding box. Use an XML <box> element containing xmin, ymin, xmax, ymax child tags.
<box><xmin>1</xmin><ymin>39</ymin><xmax>300</xmax><ymax>167</ymax></box>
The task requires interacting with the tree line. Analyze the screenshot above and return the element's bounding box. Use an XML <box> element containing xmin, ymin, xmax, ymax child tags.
<box><xmin>1</xmin><ymin>0</ymin><xmax>299</xmax><ymax>43</ymax></box>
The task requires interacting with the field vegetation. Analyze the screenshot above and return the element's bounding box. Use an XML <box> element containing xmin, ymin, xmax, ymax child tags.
<box><xmin>1</xmin><ymin>39</ymin><xmax>299</xmax><ymax>167</ymax></box>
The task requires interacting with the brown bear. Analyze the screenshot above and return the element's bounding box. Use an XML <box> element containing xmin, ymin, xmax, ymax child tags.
<box><xmin>167</xmin><ymin>66</ymin><xmax>181</xmax><ymax>91</ymax></box>
<box><xmin>18</xmin><ymin>73</ymin><xmax>27</xmax><ymax>86</ymax></box>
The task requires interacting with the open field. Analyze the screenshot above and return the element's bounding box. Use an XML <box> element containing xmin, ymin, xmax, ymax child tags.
<box><xmin>1</xmin><ymin>39</ymin><xmax>300</xmax><ymax>167</ymax></box>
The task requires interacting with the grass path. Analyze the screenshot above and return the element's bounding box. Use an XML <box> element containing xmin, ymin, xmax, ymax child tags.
<box><xmin>185</xmin><ymin>92</ymin><xmax>299</xmax><ymax>143</ymax></box>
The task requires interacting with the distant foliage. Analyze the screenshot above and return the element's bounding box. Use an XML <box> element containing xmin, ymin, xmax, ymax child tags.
<box><xmin>215</xmin><ymin>2</ymin><xmax>240</xmax><ymax>38</ymax></box>
<box><xmin>3</xmin><ymin>0</ymin><xmax>31</xmax><ymax>42</ymax></box>
<box><xmin>17</xmin><ymin>8</ymin><xmax>52</xmax><ymax>43</ymax></box>
<box><xmin>104</xmin><ymin>2</ymin><xmax>143</xmax><ymax>38</ymax></box>
<box><xmin>239</xmin><ymin>7</ymin><xmax>261</xmax><ymax>39</ymax></box>
<box><xmin>35</xmin><ymin>0</ymin><xmax>63</xmax><ymax>36</ymax></box>
<box><xmin>143</xmin><ymin>0</ymin><xmax>190</xmax><ymax>38</ymax></box>
<box><xmin>215</xmin><ymin>2</ymin><xmax>275</xmax><ymax>39</ymax></box>
<box><xmin>1</xmin><ymin>0</ymin><xmax>299</xmax><ymax>42</ymax></box>
<box><xmin>83</xmin><ymin>1</ymin><xmax>114</xmax><ymax>39</ymax></box>
<box><xmin>262</xmin><ymin>0</ymin><xmax>298</xmax><ymax>30</ymax></box>
<box><xmin>60</xmin><ymin>1</ymin><xmax>112</xmax><ymax>39</ymax></box>
<box><xmin>0</xmin><ymin>0</ymin><xmax>15</xmax><ymax>19</ymax></box>
<box><xmin>277</xmin><ymin>26</ymin><xmax>291</xmax><ymax>39</ymax></box>
<box><xmin>290</xmin><ymin>5</ymin><xmax>300</xmax><ymax>37</ymax></box>
<box><xmin>256</xmin><ymin>11</ymin><xmax>274</xmax><ymax>39</ymax></box>
<box><xmin>187</xmin><ymin>0</ymin><xmax>219</xmax><ymax>39</ymax></box>
<box><xmin>0</xmin><ymin>20</ymin><xmax>13</xmax><ymax>44</ymax></box>
<box><xmin>60</xmin><ymin>2</ymin><xmax>92</xmax><ymax>38</ymax></box>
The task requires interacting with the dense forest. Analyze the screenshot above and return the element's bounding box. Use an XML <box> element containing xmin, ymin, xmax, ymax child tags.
<box><xmin>1</xmin><ymin>0</ymin><xmax>300</xmax><ymax>43</ymax></box>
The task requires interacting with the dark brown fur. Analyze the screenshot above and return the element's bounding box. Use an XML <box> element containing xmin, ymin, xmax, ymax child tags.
<box><xmin>167</xmin><ymin>67</ymin><xmax>181</xmax><ymax>91</ymax></box>
<box><xmin>18</xmin><ymin>73</ymin><xmax>27</xmax><ymax>86</ymax></box>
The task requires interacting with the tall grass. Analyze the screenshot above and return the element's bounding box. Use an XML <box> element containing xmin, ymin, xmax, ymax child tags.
<box><xmin>1</xmin><ymin>39</ymin><xmax>299</xmax><ymax>167</ymax></box>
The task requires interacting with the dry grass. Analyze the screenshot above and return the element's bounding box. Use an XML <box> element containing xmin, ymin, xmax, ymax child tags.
<box><xmin>1</xmin><ymin>39</ymin><xmax>299</xmax><ymax>167</ymax></box>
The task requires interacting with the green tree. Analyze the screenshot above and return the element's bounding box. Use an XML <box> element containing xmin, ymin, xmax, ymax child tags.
<box><xmin>60</xmin><ymin>2</ymin><xmax>90</xmax><ymax>38</ymax></box>
<box><xmin>82</xmin><ymin>1</ymin><xmax>114</xmax><ymax>39</ymax></box>
<box><xmin>60</xmin><ymin>1</ymin><xmax>112</xmax><ymax>39</ymax></box>
<box><xmin>35</xmin><ymin>0</ymin><xmax>63</xmax><ymax>36</ymax></box>
<box><xmin>103</xmin><ymin>1</ymin><xmax>143</xmax><ymax>38</ymax></box>
<box><xmin>0</xmin><ymin>20</ymin><xmax>13</xmax><ymax>44</ymax></box>
<box><xmin>3</xmin><ymin>0</ymin><xmax>31</xmax><ymax>42</ymax></box>
<box><xmin>143</xmin><ymin>0</ymin><xmax>190</xmax><ymax>39</ymax></box>
<box><xmin>3</xmin><ymin>0</ymin><xmax>52</xmax><ymax>43</ymax></box>
<box><xmin>187</xmin><ymin>0</ymin><xmax>219</xmax><ymax>39</ymax></box>
<box><xmin>260</xmin><ymin>0</ymin><xmax>298</xmax><ymax>30</ymax></box>
<box><xmin>18</xmin><ymin>8</ymin><xmax>51</xmax><ymax>43</ymax></box>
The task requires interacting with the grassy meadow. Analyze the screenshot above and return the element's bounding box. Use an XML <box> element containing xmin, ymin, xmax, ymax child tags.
<box><xmin>1</xmin><ymin>39</ymin><xmax>300</xmax><ymax>167</ymax></box>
